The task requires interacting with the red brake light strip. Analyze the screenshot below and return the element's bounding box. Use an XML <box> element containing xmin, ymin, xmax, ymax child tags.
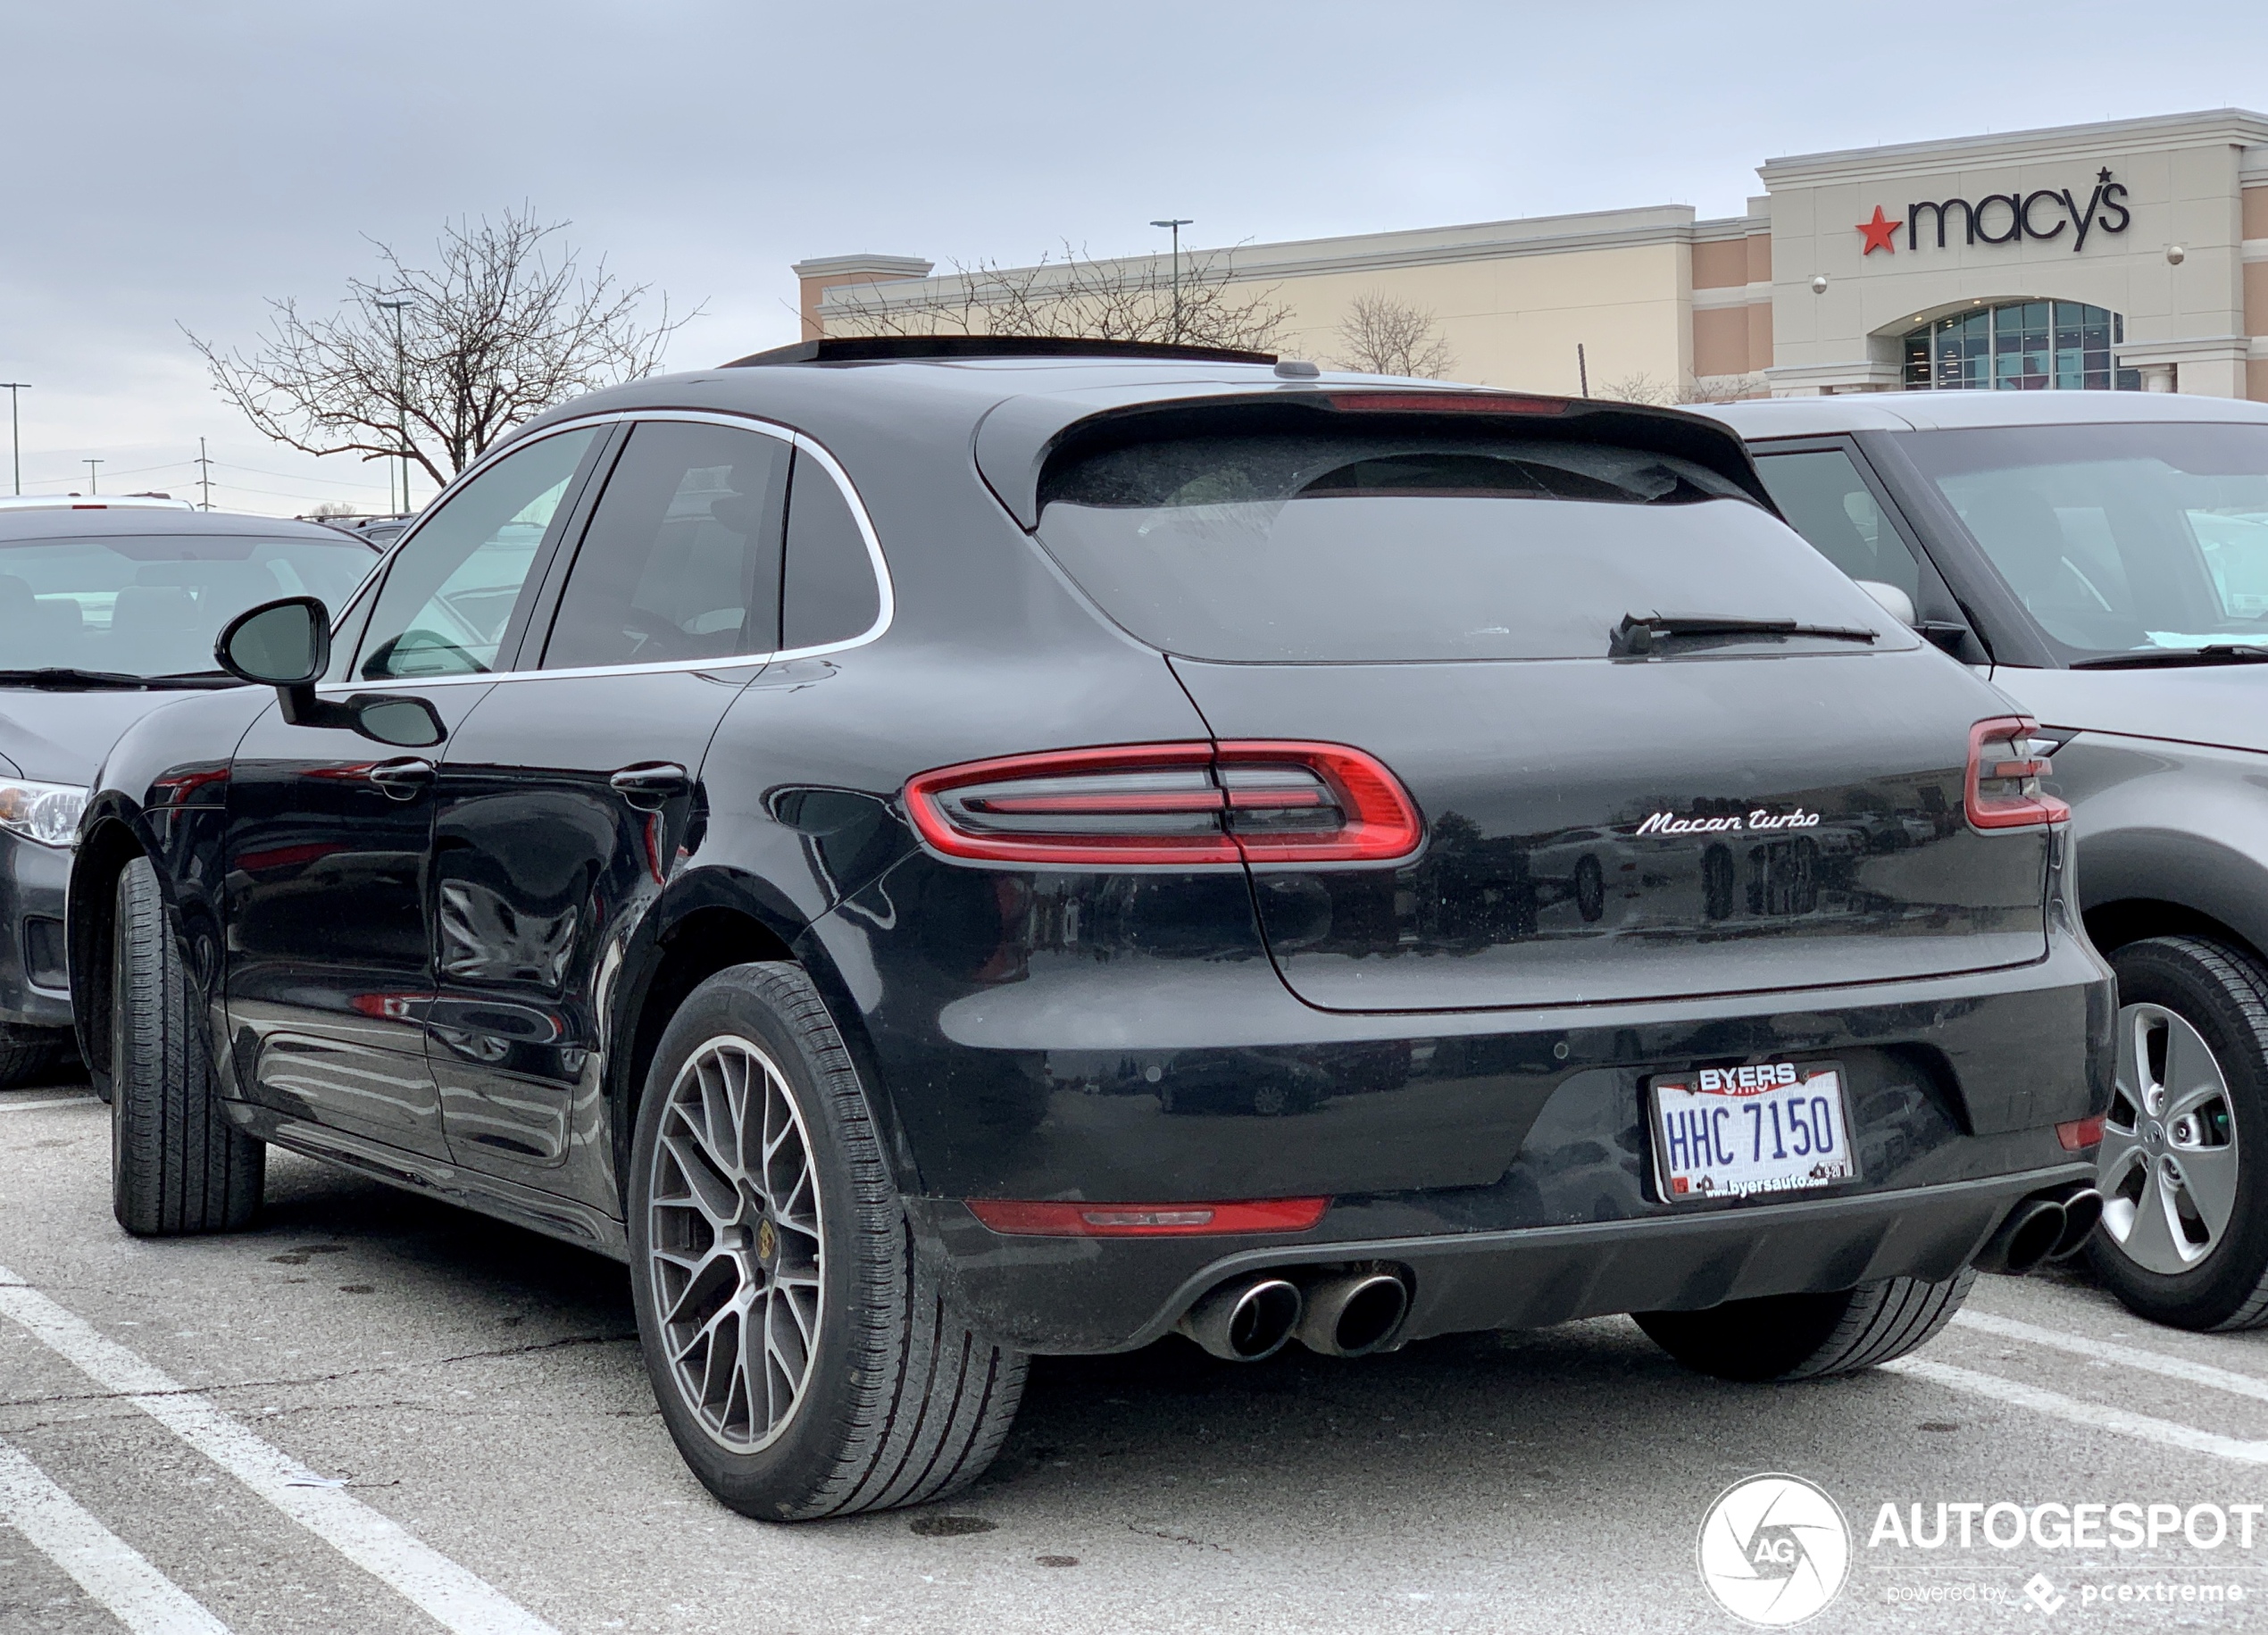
<box><xmin>966</xmin><ymin>1197</ymin><xmax>1330</xmax><ymax>1237</ymax></box>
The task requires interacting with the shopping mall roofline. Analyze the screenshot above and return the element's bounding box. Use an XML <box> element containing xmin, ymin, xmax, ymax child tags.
<box><xmin>1760</xmin><ymin>107</ymin><xmax>2268</xmax><ymax>189</ymax></box>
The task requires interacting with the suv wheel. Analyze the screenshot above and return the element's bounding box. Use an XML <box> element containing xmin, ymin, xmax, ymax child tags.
<box><xmin>111</xmin><ymin>857</ymin><xmax>263</xmax><ymax>1234</ymax></box>
<box><xmin>628</xmin><ymin>962</ymin><xmax>1026</xmax><ymax>1520</ymax></box>
<box><xmin>2088</xmin><ymin>937</ymin><xmax>2268</xmax><ymax>1331</ymax></box>
<box><xmin>1634</xmin><ymin>1271</ymin><xmax>1974</xmax><ymax>1381</ymax></box>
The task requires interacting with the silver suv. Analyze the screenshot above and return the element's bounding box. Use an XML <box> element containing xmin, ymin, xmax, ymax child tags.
<box><xmin>1699</xmin><ymin>390</ymin><xmax>2268</xmax><ymax>1331</ymax></box>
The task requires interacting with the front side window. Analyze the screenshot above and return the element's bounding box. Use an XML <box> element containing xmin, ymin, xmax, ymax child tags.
<box><xmin>542</xmin><ymin>421</ymin><xmax>791</xmax><ymax>670</ymax></box>
<box><xmin>1895</xmin><ymin>421</ymin><xmax>2268</xmax><ymax>660</ymax></box>
<box><xmin>1034</xmin><ymin>427</ymin><xmax>1892</xmax><ymax>662</ymax></box>
<box><xmin>1751</xmin><ymin>447</ymin><xmax>1923</xmax><ymax>604</ymax></box>
<box><xmin>355</xmin><ymin>427</ymin><xmax>597</xmax><ymax>680</ymax></box>
<box><xmin>0</xmin><ymin>530</ymin><xmax>374</xmax><ymax>680</ymax></box>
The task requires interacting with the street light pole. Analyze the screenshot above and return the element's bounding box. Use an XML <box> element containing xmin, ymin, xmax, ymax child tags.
<box><xmin>1149</xmin><ymin>219</ymin><xmax>1192</xmax><ymax>343</ymax></box>
<box><xmin>375</xmin><ymin>297</ymin><xmax>412</xmax><ymax>514</ymax></box>
<box><xmin>0</xmin><ymin>383</ymin><xmax>26</xmax><ymax>495</ymax></box>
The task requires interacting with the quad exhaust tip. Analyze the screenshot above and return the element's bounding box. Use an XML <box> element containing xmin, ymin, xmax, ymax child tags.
<box><xmin>1295</xmin><ymin>1271</ymin><xmax>1410</xmax><ymax>1357</ymax></box>
<box><xmin>1976</xmin><ymin>1186</ymin><xmax>2105</xmax><ymax>1274</ymax></box>
<box><xmin>1177</xmin><ymin>1276</ymin><xmax>1304</xmax><ymax>1362</ymax></box>
<box><xmin>2050</xmin><ymin>1188</ymin><xmax>2104</xmax><ymax>1260</ymax></box>
<box><xmin>1176</xmin><ymin>1270</ymin><xmax>1413</xmax><ymax>1362</ymax></box>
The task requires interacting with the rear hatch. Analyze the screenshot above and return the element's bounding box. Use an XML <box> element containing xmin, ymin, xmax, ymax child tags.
<box><xmin>1029</xmin><ymin>395</ymin><xmax>2052</xmax><ymax>1012</ymax></box>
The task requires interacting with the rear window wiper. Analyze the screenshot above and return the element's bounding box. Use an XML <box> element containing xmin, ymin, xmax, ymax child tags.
<box><xmin>1610</xmin><ymin>613</ymin><xmax>1878</xmax><ymax>658</ymax></box>
<box><xmin>0</xmin><ymin>667</ymin><xmax>243</xmax><ymax>690</ymax></box>
<box><xmin>2071</xmin><ymin>645</ymin><xmax>2268</xmax><ymax>670</ymax></box>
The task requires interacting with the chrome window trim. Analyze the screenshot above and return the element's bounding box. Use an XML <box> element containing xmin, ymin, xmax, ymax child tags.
<box><xmin>325</xmin><ymin>407</ymin><xmax>894</xmax><ymax>690</ymax></box>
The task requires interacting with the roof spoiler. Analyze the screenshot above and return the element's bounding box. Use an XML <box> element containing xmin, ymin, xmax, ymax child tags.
<box><xmin>973</xmin><ymin>388</ymin><xmax>1780</xmax><ymax>529</ymax></box>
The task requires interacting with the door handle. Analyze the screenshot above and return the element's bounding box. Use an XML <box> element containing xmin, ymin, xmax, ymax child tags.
<box><xmin>610</xmin><ymin>763</ymin><xmax>688</xmax><ymax>809</ymax></box>
<box><xmin>366</xmin><ymin>757</ymin><xmax>436</xmax><ymax>799</ymax></box>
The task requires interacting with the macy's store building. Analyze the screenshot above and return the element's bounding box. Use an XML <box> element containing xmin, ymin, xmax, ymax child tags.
<box><xmin>796</xmin><ymin>109</ymin><xmax>2268</xmax><ymax>403</ymax></box>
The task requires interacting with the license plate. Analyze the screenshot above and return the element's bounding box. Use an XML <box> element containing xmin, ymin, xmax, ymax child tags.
<box><xmin>1649</xmin><ymin>1062</ymin><xmax>1855</xmax><ymax>1202</ymax></box>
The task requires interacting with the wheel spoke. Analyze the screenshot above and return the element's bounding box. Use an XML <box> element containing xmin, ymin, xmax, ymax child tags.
<box><xmin>2172</xmin><ymin>1145</ymin><xmax>2241</xmax><ymax>1245</ymax></box>
<box><xmin>2121</xmin><ymin>1163</ymin><xmax>2187</xmax><ymax>1272</ymax></box>
<box><xmin>2161</xmin><ymin>1014</ymin><xmax>2224</xmax><ymax>1114</ymax></box>
<box><xmin>658</xmin><ymin>1130</ymin><xmax>738</xmax><ymax>1224</ymax></box>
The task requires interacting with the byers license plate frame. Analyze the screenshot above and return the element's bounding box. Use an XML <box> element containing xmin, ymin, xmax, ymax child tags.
<box><xmin>1648</xmin><ymin>1061</ymin><xmax>1855</xmax><ymax>1203</ymax></box>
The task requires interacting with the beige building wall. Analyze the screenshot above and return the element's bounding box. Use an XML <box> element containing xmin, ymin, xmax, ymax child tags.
<box><xmin>805</xmin><ymin>206</ymin><xmax>1723</xmax><ymax>400</ymax></box>
<box><xmin>1252</xmin><ymin>238</ymin><xmax>1692</xmax><ymax>398</ymax></box>
<box><xmin>793</xmin><ymin>110</ymin><xmax>2265</xmax><ymax>405</ymax></box>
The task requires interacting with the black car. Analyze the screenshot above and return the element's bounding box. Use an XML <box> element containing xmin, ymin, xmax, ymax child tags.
<box><xmin>0</xmin><ymin>504</ymin><xmax>378</xmax><ymax>1085</ymax></box>
<box><xmin>71</xmin><ymin>338</ymin><xmax>2112</xmax><ymax>1522</ymax></box>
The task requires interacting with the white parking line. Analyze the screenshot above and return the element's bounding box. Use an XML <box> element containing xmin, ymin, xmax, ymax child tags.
<box><xmin>0</xmin><ymin>1435</ymin><xmax>231</xmax><ymax>1633</ymax></box>
<box><xmin>1954</xmin><ymin>1308</ymin><xmax>2268</xmax><ymax>1403</ymax></box>
<box><xmin>0</xmin><ymin>1095</ymin><xmax>96</xmax><ymax>1113</ymax></box>
<box><xmin>1887</xmin><ymin>1356</ymin><xmax>2268</xmax><ymax>1464</ymax></box>
<box><xmin>0</xmin><ymin>1268</ymin><xmax>558</xmax><ymax>1635</ymax></box>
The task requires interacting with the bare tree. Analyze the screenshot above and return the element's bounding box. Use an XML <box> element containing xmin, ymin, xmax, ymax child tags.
<box><xmin>187</xmin><ymin>209</ymin><xmax>698</xmax><ymax>488</ymax></box>
<box><xmin>1599</xmin><ymin>371</ymin><xmax>1676</xmax><ymax>406</ymax></box>
<box><xmin>1679</xmin><ymin>371</ymin><xmax>1770</xmax><ymax>405</ymax></box>
<box><xmin>305</xmin><ymin>500</ymin><xmax>360</xmax><ymax>520</ymax></box>
<box><xmin>823</xmin><ymin>241</ymin><xmax>1289</xmax><ymax>353</ymax></box>
<box><xmin>1330</xmin><ymin>290</ymin><xmax>1455</xmax><ymax>378</ymax></box>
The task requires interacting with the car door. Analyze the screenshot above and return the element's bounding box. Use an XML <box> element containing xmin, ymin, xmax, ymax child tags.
<box><xmin>424</xmin><ymin>415</ymin><xmax>794</xmax><ymax>1202</ymax></box>
<box><xmin>222</xmin><ymin>423</ymin><xmax>607</xmax><ymax>1155</ymax></box>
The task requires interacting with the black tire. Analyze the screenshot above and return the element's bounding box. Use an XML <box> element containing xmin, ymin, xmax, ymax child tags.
<box><xmin>111</xmin><ymin>857</ymin><xmax>263</xmax><ymax>1235</ymax></box>
<box><xmin>2087</xmin><ymin>937</ymin><xmax>2268</xmax><ymax>1331</ymax></box>
<box><xmin>1634</xmin><ymin>1270</ymin><xmax>1975</xmax><ymax>1382</ymax></box>
<box><xmin>628</xmin><ymin>961</ymin><xmax>1026</xmax><ymax>1520</ymax></box>
<box><xmin>0</xmin><ymin>1021</ymin><xmax>73</xmax><ymax>1089</ymax></box>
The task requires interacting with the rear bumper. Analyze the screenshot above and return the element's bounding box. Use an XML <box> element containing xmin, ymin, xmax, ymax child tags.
<box><xmin>911</xmin><ymin>1162</ymin><xmax>2096</xmax><ymax>1354</ymax></box>
<box><xmin>0</xmin><ymin>832</ymin><xmax>72</xmax><ymax>1030</ymax></box>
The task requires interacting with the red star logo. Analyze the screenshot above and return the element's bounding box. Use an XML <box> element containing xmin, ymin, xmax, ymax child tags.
<box><xmin>1855</xmin><ymin>204</ymin><xmax>1902</xmax><ymax>254</ymax></box>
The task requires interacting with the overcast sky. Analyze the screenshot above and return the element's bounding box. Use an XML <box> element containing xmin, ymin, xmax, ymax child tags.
<box><xmin>3</xmin><ymin>0</ymin><xmax>2264</xmax><ymax>514</ymax></box>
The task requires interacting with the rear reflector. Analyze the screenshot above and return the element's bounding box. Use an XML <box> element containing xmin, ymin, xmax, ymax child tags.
<box><xmin>2057</xmin><ymin>1114</ymin><xmax>2106</xmax><ymax>1152</ymax></box>
<box><xmin>966</xmin><ymin>1197</ymin><xmax>1330</xmax><ymax>1237</ymax></box>
<box><xmin>903</xmin><ymin>740</ymin><xmax>1422</xmax><ymax>867</ymax></box>
<box><xmin>1965</xmin><ymin>715</ymin><xmax>2070</xmax><ymax>830</ymax></box>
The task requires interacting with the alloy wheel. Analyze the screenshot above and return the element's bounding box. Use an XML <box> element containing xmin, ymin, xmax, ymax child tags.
<box><xmin>646</xmin><ymin>1034</ymin><xmax>824</xmax><ymax>1452</ymax></box>
<box><xmin>2098</xmin><ymin>1003</ymin><xmax>2240</xmax><ymax>1275</ymax></box>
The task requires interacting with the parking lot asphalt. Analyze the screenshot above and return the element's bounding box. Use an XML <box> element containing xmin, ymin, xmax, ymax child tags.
<box><xmin>7</xmin><ymin>1073</ymin><xmax>2268</xmax><ymax>1635</ymax></box>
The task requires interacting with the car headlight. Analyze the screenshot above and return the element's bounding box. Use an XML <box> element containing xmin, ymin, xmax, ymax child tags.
<box><xmin>0</xmin><ymin>780</ymin><xmax>90</xmax><ymax>848</ymax></box>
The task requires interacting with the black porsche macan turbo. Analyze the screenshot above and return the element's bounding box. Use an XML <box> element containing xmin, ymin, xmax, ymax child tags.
<box><xmin>71</xmin><ymin>337</ymin><xmax>2113</xmax><ymax>1520</ymax></box>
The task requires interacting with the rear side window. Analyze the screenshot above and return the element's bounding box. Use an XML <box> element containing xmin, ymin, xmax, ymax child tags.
<box><xmin>781</xmin><ymin>450</ymin><xmax>881</xmax><ymax>651</ymax></box>
<box><xmin>1034</xmin><ymin>430</ymin><xmax>1887</xmax><ymax>662</ymax></box>
<box><xmin>542</xmin><ymin>421</ymin><xmax>790</xmax><ymax>669</ymax></box>
<box><xmin>1750</xmin><ymin>447</ymin><xmax>1923</xmax><ymax>605</ymax></box>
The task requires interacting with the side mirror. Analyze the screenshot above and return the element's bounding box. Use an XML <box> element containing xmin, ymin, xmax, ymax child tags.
<box><xmin>216</xmin><ymin>596</ymin><xmax>331</xmax><ymax>687</ymax></box>
<box><xmin>1852</xmin><ymin>580</ymin><xmax>1917</xmax><ymax>627</ymax></box>
<box><xmin>347</xmin><ymin>695</ymin><xmax>446</xmax><ymax>748</ymax></box>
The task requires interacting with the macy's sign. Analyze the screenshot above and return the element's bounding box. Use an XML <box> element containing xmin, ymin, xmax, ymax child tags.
<box><xmin>1855</xmin><ymin>168</ymin><xmax>2130</xmax><ymax>255</ymax></box>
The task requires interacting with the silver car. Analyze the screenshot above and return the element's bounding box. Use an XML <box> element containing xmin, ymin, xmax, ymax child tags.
<box><xmin>1700</xmin><ymin>389</ymin><xmax>2268</xmax><ymax>1331</ymax></box>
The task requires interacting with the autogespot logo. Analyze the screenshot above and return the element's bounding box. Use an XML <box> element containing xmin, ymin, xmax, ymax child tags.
<box><xmin>1697</xmin><ymin>1474</ymin><xmax>1852</xmax><ymax>1626</ymax></box>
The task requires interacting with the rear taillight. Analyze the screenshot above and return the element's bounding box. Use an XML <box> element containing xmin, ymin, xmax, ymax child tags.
<box><xmin>1965</xmin><ymin>716</ymin><xmax>2070</xmax><ymax>831</ymax></box>
<box><xmin>903</xmin><ymin>740</ymin><xmax>1422</xmax><ymax>867</ymax></box>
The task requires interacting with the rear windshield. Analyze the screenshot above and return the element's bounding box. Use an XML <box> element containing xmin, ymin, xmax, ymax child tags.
<box><xmin>1034</xmin><ymin>431</ymin><xmax>1896</xmax><ymax>661</ymax></box>
<box><xmin>0</xmin><ymin>531</ymin><xmax>376</xmax><ymax>679</ymax></box>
